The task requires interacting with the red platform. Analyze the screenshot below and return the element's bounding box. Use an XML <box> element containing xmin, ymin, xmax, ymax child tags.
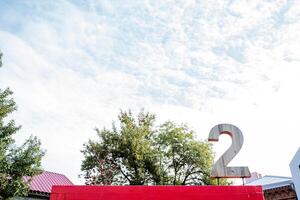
<box><xmin>50</xmin><ymin>186</ymin><xmax>264</xmax><ymax>200</ymax></box>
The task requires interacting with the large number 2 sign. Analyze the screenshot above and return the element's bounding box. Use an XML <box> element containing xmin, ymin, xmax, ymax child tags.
<box><xmin>208</xmin><ymin>124</ymin><xmax>251</xmax><ymax>178</ymax></box>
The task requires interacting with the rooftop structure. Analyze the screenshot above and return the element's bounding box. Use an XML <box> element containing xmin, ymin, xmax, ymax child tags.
<box><xmin>290</xmin><ymin>147</ymin><xmax>300</xmax><ymax>198</ymax></box>
<box><xmin>20</xmin><ymin>171</ymin><xmax>73</xmax><ymax>199</ymax></box>
<box><xmin>246</xmin><ymin>175</ymin><xmax>293</xmax><ymax>190</ymax></box>
<box><xmin>246</xmin><ymin>175</ymin><xmax>296</xmax><ymax>200</ymax></box>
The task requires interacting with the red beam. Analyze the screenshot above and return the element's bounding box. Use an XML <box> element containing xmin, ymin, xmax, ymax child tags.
<box><xmin>50</xmin><ymin>186</ymin><xmax>264</xmax><ymax>200</ymax></box>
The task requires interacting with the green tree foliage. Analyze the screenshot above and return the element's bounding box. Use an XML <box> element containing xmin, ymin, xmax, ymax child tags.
<box><xmin>155</xmin><ymin>122</ymin><xmax>213</xmax><ymax>185</ymax></box>
<box><xmin>81</xmin><ymin>111</ymin><xmax>157</xmax><ymax>185</ymax></box>
<box><xmin>0</xmin><ymin>53</ymin><xmax>45</xmax><ymax>200</ymax></box>
<box><xmin>81</xmin><ymin>110</ymin><xmax>228</xmax><ymax>185</ymax></box>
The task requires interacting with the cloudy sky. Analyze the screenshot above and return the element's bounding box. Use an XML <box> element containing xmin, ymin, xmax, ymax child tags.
<box><xmin>1</xmin><ymin>0</ymin><xmax>300</xmax><ymax>184</ymax></box>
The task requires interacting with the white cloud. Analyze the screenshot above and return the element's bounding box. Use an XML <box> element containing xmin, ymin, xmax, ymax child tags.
<box><xmin>1</xmin><ymin>0</ymin><xmax>300</xmax><ymax>183</ymax></box>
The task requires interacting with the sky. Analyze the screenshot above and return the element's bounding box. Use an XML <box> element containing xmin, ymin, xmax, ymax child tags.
<box><xmin>0</xmin><ymin>0</ymin><xmax>300</xmax><ymax>184</ymax></box>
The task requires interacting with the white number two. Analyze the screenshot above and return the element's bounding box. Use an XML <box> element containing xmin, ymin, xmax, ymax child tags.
<box><xmin>208</xmin><ymin>124</ymin><xmax>251</xmax><ymax>178</ymax></box>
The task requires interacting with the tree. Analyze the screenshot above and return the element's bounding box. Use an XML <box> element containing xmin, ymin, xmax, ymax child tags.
<box><xmin>81</xmin><ymin>110</ymin><xmax>226</xmax><ymax>185</ymax></box>
<box><xmin>0</xmin><ymin>53</ymin><xmax>45</xmax><ymax>200</ymax></box>
<box><xmin>81</xmin><ymin>111</ymin><xmax>158</xmax><ymax>185</ymax></box>
<box><xmin>155</xmin><ymin>122</ymin><xmax>213</xmax><ymax>185</ymax></box>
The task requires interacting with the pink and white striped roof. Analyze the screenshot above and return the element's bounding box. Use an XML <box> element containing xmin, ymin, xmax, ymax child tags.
<box><xmin>24</xmin><ymin>171</ymin><xmax>73</xmax><ymax>194</ymax></box>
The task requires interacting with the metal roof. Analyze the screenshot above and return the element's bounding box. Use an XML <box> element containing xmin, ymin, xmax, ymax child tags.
<box><xmin>246</xmin><ymin>175</ymin><xmax>293</xmax><ymax>190</ymax></box>
<box><xmin>24</xmin><ymin>171</ymin><xmax>73</xmax><ymax>194</ymax></box>
<box><xmin>290</xmin><ymin>147</ymin><xmax>300</xmax><ymax>197</ymax></box>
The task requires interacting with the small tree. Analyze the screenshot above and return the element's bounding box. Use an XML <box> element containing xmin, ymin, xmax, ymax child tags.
<box><xmin>81</xmin><ymin>110</ymin><xmax>226</xmax><ymax>185</ymax></box>
<box><xmin>0</xmin><ymin>53</ymin><xmax>45</xmax><ymax>200</ymax></box>
<box><xmin>81</xmin><ymin>111</ymin><xmax>158</xmax><ymax>185</ymax></box>
<box><xmin>155</xmin><ymin>122</ymin><xmax>213</xmax><ymax>185</ymax></box>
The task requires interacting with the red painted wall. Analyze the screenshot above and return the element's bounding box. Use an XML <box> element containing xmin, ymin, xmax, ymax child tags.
<box><xmin>50</xmin><ymin>186</ymin><xmax>264</xmax><ymax>200</ymax></box>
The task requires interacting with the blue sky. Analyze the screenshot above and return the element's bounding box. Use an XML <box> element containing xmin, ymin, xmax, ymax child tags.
<box><xmin>1</xmin><ymin>0</ymin><xmax>300</xmax><ymax>183</ymax></box>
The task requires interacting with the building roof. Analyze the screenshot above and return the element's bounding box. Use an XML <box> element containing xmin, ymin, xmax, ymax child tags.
<box><xmin>24</xmin><ymin>171</ymin><xmax>73</xmax><ymax>194</ymax></box>
<box><xmin>246</xmin><ymin>175</ymin><xmax>293</xmax><ymax>190</ymax></box>
<box><xmin>245</xmin><ymin>172</ymin><xmax>262</xmax><ymax>184</ymax></box>
<box><xmin>290</xmin><ymin>147</ymin><xmax>300</xmax><ymax>197</ymax></box>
